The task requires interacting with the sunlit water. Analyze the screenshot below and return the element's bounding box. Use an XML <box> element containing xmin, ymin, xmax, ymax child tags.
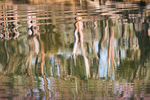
<box><xmin>0</xmin><ymin>0</ymin><xmax>150</xmax><ymax>99</ymax></box>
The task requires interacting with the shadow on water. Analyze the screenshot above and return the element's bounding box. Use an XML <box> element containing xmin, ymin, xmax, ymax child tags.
<box><xmin>0</xmin><ymin>0</ymin><xmax>150</xmax><ymax>99</ymax></box>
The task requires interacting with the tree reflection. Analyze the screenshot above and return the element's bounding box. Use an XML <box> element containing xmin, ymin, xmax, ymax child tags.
<box><xmin>108</xmin><ymin>22</ymin><xmax>116</xmax><ymax>79</ymax></box>
<box><xmin>0</xmin><ymin>1</ymin><xmax>150</xmax><ymax>100</ymax></box>
<box><xmin>72</xmin><ymin>16</ymin><xmax>90</xmax><ymax>78</ymax></box>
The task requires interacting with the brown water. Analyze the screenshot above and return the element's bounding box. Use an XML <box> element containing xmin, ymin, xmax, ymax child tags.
<box><xmin>0</xmin><ymin>0</ymin><xmax>150</xmax><ymax>100</ymax></box>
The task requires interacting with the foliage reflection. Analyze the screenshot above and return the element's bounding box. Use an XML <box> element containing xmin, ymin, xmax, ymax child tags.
<box><xmin>0</xmin><ymin>0</ymin><xmax>150</xmax><ymax>99</ymax></box>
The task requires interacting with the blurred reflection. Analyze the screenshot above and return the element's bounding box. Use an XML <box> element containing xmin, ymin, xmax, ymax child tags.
<box><xmin>107</xmin><ymin>21</ymin><xmax>116</xmax><ymax>80</ymax></box>
<box><xmin>9</xmin><ymin>0</ymin><xmax>76</xmax><ymax>4</ymax></box>
<box><xmin>72</xmin><ymin>16</ymin><xmax>90</xmax><ymax>78</ymax></box>
<box><xmin>0</xmin><ymin>6</ymin><xmax>19</xmax><ymax>40</ymax></box>
<box><xmin>0</xmin><ymin>0</ymin><xmax>150</xmax><ymax>100</ymax></box>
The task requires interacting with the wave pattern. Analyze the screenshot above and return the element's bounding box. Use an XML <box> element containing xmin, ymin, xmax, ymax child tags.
<box><xmin>0</xmin><ymin>1</ymin><xmax>150</xmax><ymax>100</ymax></box>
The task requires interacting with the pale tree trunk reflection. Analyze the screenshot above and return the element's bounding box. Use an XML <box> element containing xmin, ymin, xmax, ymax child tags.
<box><xmin>39</xmin><ymin>28</ymin><xmax>49</xmax><ymax>100</ymax></box>
<box><xmin>72</xmin><ymin>16</ymin><xmax>90</xmax><ymax>78</ymax></box>
<box><xmin>26</xmin><ymin>13</ymin><xmax>50</xmax><ymax>99</ymax></box>
<box><xmin>108</xmin><ymin>25</ymin><xmax>116</xmax><ymax>79</ymax></box>
<box><xmin>108</xmin><ymin>26</ymin><xmax>116</xmax><ymax>68</ymax></box>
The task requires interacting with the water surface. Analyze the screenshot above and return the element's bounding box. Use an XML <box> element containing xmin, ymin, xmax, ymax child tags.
<box><xmin>0</xmin><ymin>0</ymin><xmax>150</xmax><ymax>100</ymax></box>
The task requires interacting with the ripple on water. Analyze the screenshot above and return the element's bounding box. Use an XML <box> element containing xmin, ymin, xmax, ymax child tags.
<box><xmin>0</xmin><ymin>0</ymin><xmax>150</xmax><ymax>100</ymax></box>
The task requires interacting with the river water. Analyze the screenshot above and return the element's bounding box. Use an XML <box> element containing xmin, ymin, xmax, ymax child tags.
<box><xmin>0</xmin><ymin>0</ymin><xmax>150</xmax><ymax>100</ymax></box>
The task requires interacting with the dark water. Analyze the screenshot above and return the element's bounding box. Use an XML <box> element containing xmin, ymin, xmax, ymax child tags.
<box><xmin>0</xmin><ymin>0</ymin><xmax>150</xmax><ymax>99</ymax></box>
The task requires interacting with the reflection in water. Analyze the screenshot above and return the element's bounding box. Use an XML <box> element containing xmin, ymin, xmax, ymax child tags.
<box><xmin>0</xmin><ymin>0</ymin><xmax>150</xmax><ymax>99</ymax></box>
<box><xmin>72</xmin><ymin>16</ymin><xmax>90</xmax><ymax>78</ymax></box>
